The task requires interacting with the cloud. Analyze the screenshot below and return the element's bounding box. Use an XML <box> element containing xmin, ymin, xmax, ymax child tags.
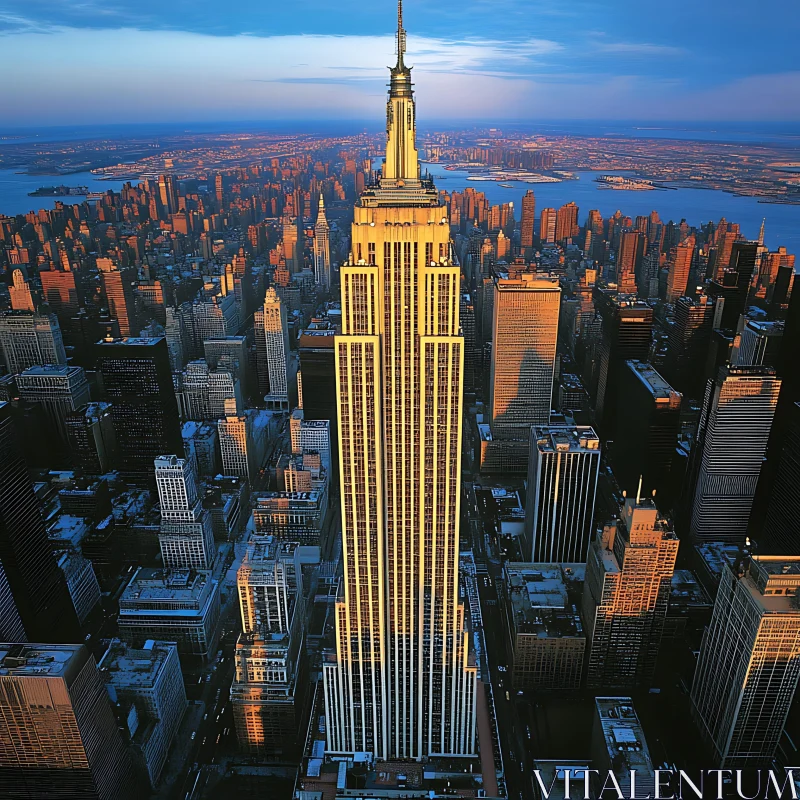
<box><xmin>0</xmin><ymin>26</ymin><xmax>797</xmax><ymax>125</ymax></box>
<box><xmin>592</xmin><ymin>41</ymin><xmax>686</xmax><ymax>56</ymax></box>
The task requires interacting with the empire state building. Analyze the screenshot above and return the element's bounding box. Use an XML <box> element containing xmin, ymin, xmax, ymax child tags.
<box><xmin>323</xmin><ymin>1</ymin><xmax>478</xmax><ymax>760</ymax></box>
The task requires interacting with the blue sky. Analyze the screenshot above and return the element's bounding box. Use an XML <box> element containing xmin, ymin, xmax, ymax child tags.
<box><xmin>1</xmin><ymin>0</ymin><xmax>798</xmax><ymax>127</ymax></box>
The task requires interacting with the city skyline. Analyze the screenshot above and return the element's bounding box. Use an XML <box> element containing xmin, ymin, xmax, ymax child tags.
<box><xmin>1</xmin><ymin>0</ymin><xmax>799</xmax><ymax>125</ymax></box>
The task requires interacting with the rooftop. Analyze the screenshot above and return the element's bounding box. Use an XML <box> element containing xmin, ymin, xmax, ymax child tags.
<box><xmin>120</xmin><ymin>567</ymin><xmax>215</xmax><ymax>607</ymax></box>
<box><xmin>0</xmin><ymin>643</ymin><xmax>85</xmax><ymax>679</ymax></box>
<box><xmin>97</xmin><ymin>336</ymin><xmax>164</xmax><ymax>347</ymax></box>
<box><xmin>506</xmin><ymin>563</ymin><xmax>585</xmax><ymax>638</ymax></box>
<box><xmin>626</xmin><ymin>361</ymin><xmax>682</xmax><ymax>405</ymax></box>
<box><xmin>100</xmin><ymin>639</ymin><xmax>175</xmax><ymax>687</ymax></box>
<box><xmin>595</xmin><ymin>698</ymin><xmax>654</xmax><ymax>778</ymax></box>
<box><xmin>533</xmin><ymin>425</ymin><xmax>600</xmax><ymax>454</ymax></box>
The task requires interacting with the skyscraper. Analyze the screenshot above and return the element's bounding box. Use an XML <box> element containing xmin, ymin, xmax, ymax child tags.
<box><xmin>219</xmin><ymin>400</ymin><xmax>257</xmax><ymax>480</ymax></box>
<box><xmin>9</xmin><ymin>267</ymin><xmax>36</xmax><ymax>312</ymax></box>
<box><xmin>324</xmin><ymin>3</ymin><xmax>477</xmax><ymax>760</ymax></box>
<box><xmin>0</xmin><ymin>402</ymin><xmax>79</xmax><ymax>642</ymax></box>
<box><xmin>260</xmin><ymin>288</ymin><xmax>291</xmax><ymax>410</ymax></box>
<box><xmin>0</xmin><ymin>310</ymin><xmax>66</xmax><ymax>375</ymax></box>
<box><xmin>232</xmin><ymin>539</ymin><xmax>305</xmax><ymax>755</ymax></box>
<box><xmin>592</xmin><ymin>290</ymin><xmax>653</xmax><ymax>436</ymax></box>
<box><xmin>489</xmin><ymin>273</ymin><xmax>561</xmax><ymax>439</ymax></box>
<box><xmin>97</xmin><ymin>258</ymin><xmax>138</xmax><ymax>337</ymax></box>
<box><xmin>583</xmin><ymin>495</ymin><xmax>679</xmax><ymax>688</ymax></box>
<box><xmin>155</xmin><ymin>455</ymin><xmax>215</xmax><ymax>571</ymax></box>
<box><xmin>540</xmin><ymin>207</ymin><xmax>556</xmax><ymax>244</ymax></box>
<box><xmin>314</xmin><ymin>195</ymin><xmax>331</xmax><ymax>290</ymax></box>
<box><xmin>97</xmin><ymin>337</ymin><xmax>183</xmax><ymax>477</ymax></box>
<box><xmin>16</xmin><ymin>365</ymin><xmax>91</xmax><ymax>445</ymax></box>
<box><xmin>0</xmin><ymin>644</ymin><xmax>137</xmax><ymax>799</ymax></box>
<box><xmin>520</xmin><ymin>190</ymin><xmax>536</xmax><ymax>251</ymax></box>
<box><xmin>691</xmin><ymin>556</ymin><xmax>800</xmax><ymax>767</ymax></box>
<box><xmin>689</xmin><ymin>366</ymin><xmax>781</xmax><ymax>542</ymax></box>
<box><xmin>665</xmin><ymin>237</ymin><xmax>694</xmax><ymax>303</ymax></box>
<box><xmin>524</xmin><ymin>425</ymin><xmax>600</xmax><ymax>562</ymax></box>
<box><xmin>616</xmin><ymin>230</ymin><xmax>641</xmax><ymax>294</ymax></box>
<box><xmin>555</xmin><ymin>201</ymin><xmax>579</xmax><ymax>244</ymax></box>
<box><xmin>612</xmin><ymin>361</ymin><xmax>682</xmax><ymax>506</ymax></box>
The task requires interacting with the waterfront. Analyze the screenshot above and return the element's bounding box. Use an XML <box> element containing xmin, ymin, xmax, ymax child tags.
<box><xmin>0</xmin><ymin>170</ymin><xmax>126</xmax><ymax>216</ymax></box>
<box><xmin>425</xmin><ymin>164</ymin><xmax>800</xmax><ymax>256</ymax></box>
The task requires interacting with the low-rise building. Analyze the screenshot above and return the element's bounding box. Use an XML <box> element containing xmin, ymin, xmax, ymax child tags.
<box><xmin>100</xmin><ymin>639</ymin><xmax>187</xmax><ymax>787</ymax></box>
<box><xmin>503</xmin><ymin>562</ymin><xmax>586</xmax><ymax>690</ymax></box>
<box><xmin>118</xmin><ymin>568</ymin><xmax>220</xmax><ymax>662</ymax></box>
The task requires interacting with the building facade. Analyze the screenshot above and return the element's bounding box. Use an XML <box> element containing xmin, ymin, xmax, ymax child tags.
<box><xmin>323</xmin><ymin>4</ymin><xmax>477</xmax><ymax>761</ymax></box>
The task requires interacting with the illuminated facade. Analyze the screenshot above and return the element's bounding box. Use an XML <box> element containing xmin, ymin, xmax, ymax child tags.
<box><xmin>583</xmin><ymin>496</ymin><xmax>679</xmax><ymax>688</ymax></box>
<box><xmin>314</xmin><ymin>195</ymin><xmax>332</xmax><ymax>290</ymax></box>
<box><xmin>323</xmin><ymin>2</ymin><xmax>476</xmax><ymax>761</ymax></box>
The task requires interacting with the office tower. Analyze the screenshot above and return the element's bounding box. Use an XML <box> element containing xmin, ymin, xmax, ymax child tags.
<box><xmin>164</xmin><ymin>303</ymin><xmax>192</xmax><ymax>370</ymax></box>
<box><xmin>520</xmin><ymin>189</ymin><xmax>536</xmax><ymax>251</ymax></box>
<box><xmin>282</xmin><ymin>217</ymin><xmax>301</xmax><ymax>273</ymax></box>
<box><xmin>761</xmin><ymin>404</ymin><xmax>800</xmax><ymax>552</ymax></box>
<box><xmin>180</xmin><ymin>360</ymin><xmax>240</xmax><ymax>421</ymax></box>
<box><xmin>0</xmin><ymin>561</ymin><xmax>25</xmax><ymax>641</ymax></box>
<box><xmin>593</xmin><ymin>291</ymin><xmax>653</xmax><ymax>436</ymax></box>
<box><xmin>9</xmin><ymin>267</ymin><xmax>36</xmax><ymax>312</ymax></box>
<box><xmin>490</xmin><ymin>274</ymin><xmax>560</xmax><ymax>439</ymax></box>
<box><xmin>16</xmin><ymin>365</ymin><xmax>91</xmax><ymax>444</ymax></box>
<box><xmin>100</xmin><ymin>639</ymin><xmax>186</xmax><ymax>788</ymax></box>
<box><xmin>691</xmin><ymin>556</ymin><xmax>800</xmax><ymax>767</ymax></box>
<box><xmin>583</xmin><ymin>495</ymin><xmax>679</xmax><ymax>688</ymax></box>
<box><xmin>591</xmin><ymin>699</ymin><xmax>655</xmax><ymax>799</ymax></box>
<box><xmin>0</xmin><ymin>310</ymin><xmax>66</xmax><ymax>375</ymax></box>
<box><xmin>155</xmin><ymin>455</ymin><xmax>215</xmax><ymax>571</ymax></box>
<box><xmin>731</xmin><ymin>319</ymin><xmax>784</xmax><ymax>367</ymax></box>
<box><xmin>313</xmin><ymin>195</ymin><xmax>332</xmax><ymax>290</ymax></box>
<box><xmin>65</xmin><ymin>402</ymin><xmax>116</xmax><ymax>473</ymax></box>
<box><xmin>97</xmin><ymin>337</ymin><xmax>183</xmax><ymax>477</ymax></box>
<box><xmin>707</xmin><ymin>240</ymin><xmax>758</xmax><ymax>331</ymax></box>
<box><xmin>290</xmin><ymin>408</ymin><xmax>331</xmax><ymax>471</ymax></box>
<box><xmin>219</xmin><ymin>401</ymin><xmax>256</xmax><ymax>480</ymax></box>
<box><xmin>0</xmin><ymin>402</ymin><xmax>79</xmax><ymax>642</ymax></box>
<box><xmin>118</xmin><ymin>568</ymin><xmax>220</xmax><ymax>662</ymax></box>
<box><xmin>689</xmin><ymin>366</ymin><xmax>781</xmax><ymax>542</ymax></box>
<box><xmin>40</xmin><ymin>266</ymin><xmax>81</xmax><ymax>325</ymax></box>
<box><xmin>97</xmin><ymin>258</ymin><xmax>138</xmax><ymax>337</ymax></box>
<box><xmin>503</xmin><ymin>563</ymin><xmax>585</xmax><ymax>690</ymax></box>
<box><xmin>665</xmin><ymin>238</ymin><xmax>694</xmax><ymax>303</ymax></box>
<box><xmin>752</xmin><ymin>276</ymin><xmax>800</xmax><ymax>536</ymax></box>
<box><xmin>298</xmin><ymin>325</ymin><xmax>337</xmax><ymax>423</ymax></box>
<box><xmin>616</xmin><ymin>231</ymin><xmax>641</xmax><ymax>293</ymax></box>
<box><xmin>324</xmin><ymin>3</ymin><xmax>477</xmax><ymax>760</ymax></box>
<box><xmin>214</xmin><ymin>173</ymin><xmax>224</xmax><ymax>207</ymax></box>
<box><xmin>525</xmin><ymin>426</ymin><xmax>600</xmax><ymax>563</ymax></box>
<box><xmin>663</xmin><ymin>294</ymin><xmax>722</xmax><ymax>399</ymax></box>
<box><xmin>232</xmin><ymin>539</ymin><xmax>305</xmax><ymax>754</ymax></box>
<box><xmin>56</xmin><ymin>551</ymin><xmax>100</xmax><ymax>625</ymax></box>
<box><xmin>555</xmin><ymin>201</ymin><xmax>579</xmax><ymax>244</ymax></box>
<box><xmin>191</xmin><ymin>292</ymin><xmax>240</xmax><ymax>342</ymax></box>
<box><xmin>204</xmin><ymin>335</ymin><xmax>249</xmax><ymax>397</ymax></box>
<box><xmin>0</xmin><ymin>644</ymin><xmax>136</xmax><ymax>800</ymax></box>
<box><xmin>460</xmin><ymin>292</ymin><xmax>479</xmax><ymax>391</ymax></box>
<box><xmin>260</xmin><ymin>287</ymin><xmax>291</xmax><ymax>410</ymax></box>
<box><xmin>540</xmin><ymin>207</ymin><xmax>556</xmax><ymax>244</ymax></box>
<box><xmin>612</xmin><ymin>362</ymin><xmax>682</xmax><ymax>506</ymax></box>
<box><xmin>157</xmin><ymin>174</ymin><xmax>179</xmax><ymax>216</ymax></box>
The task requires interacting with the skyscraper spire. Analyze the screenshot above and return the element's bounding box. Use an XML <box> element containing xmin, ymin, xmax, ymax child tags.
<box><xmin>384</xmin><ymin>0</ymin><xmax>419</xmax><ymax>182</ymax></box>
<box><xmin>758</xmin><ymin>217</ymin><xmax>766</xmax><ymax>247</ymax></box>
<box><xmin>396</xmin><ymin>0</ymin><xmax>406</xmax><ymax>69</ymax></box>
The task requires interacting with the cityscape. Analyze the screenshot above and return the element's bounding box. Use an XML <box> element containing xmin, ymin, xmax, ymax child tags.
<box><xmin>1</xmin><ymin>2</ymin><xmax>800</xmax><ymax>800</ymax></box>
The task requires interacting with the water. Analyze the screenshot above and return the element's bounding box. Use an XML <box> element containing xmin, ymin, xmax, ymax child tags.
<box><xmin>424</xmin><ymin>164</ymin><xmax>800</xmax><ymax>256</ymax></box>
<box><xmin>0</xmin><ymin>170</ymin><xmax>127</xmax><ymax>216</ymax></box>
